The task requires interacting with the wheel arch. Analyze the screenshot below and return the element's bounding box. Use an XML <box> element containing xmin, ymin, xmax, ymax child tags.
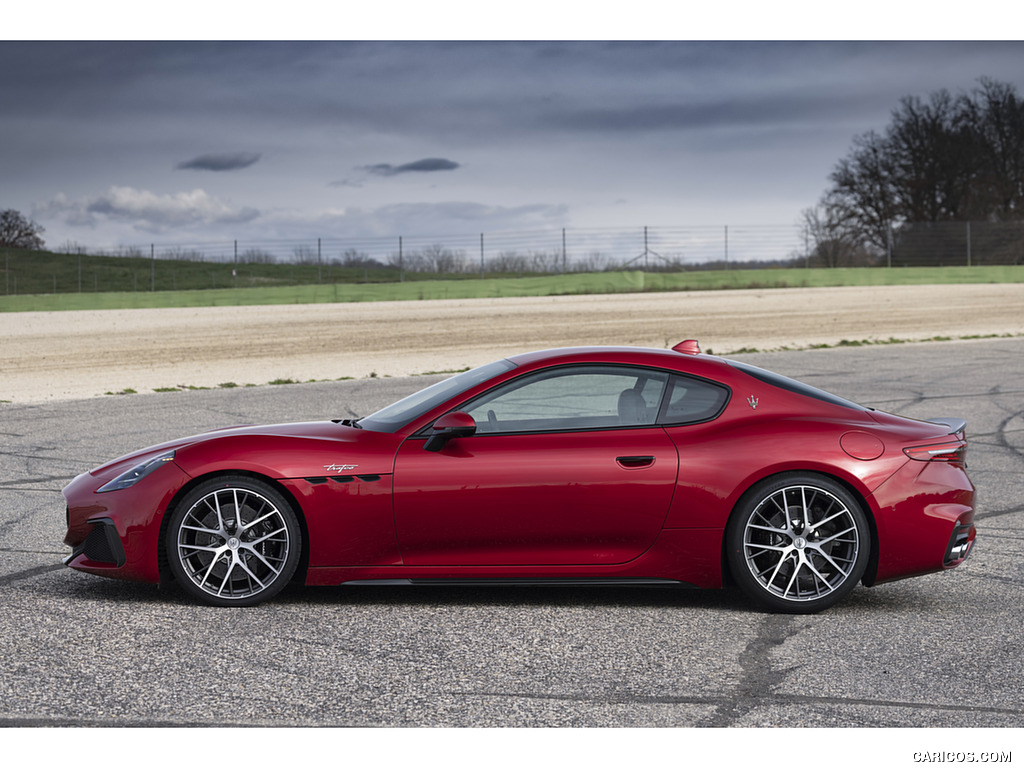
<box><xmin>719</xmin><ymin>468</ymin><xmax>879</xmax><ymax>590</ymax></box>
<box><xmin>156</xmin><ymin>469</ymin><xmax>310</xmax><ymax>587</ymax></box>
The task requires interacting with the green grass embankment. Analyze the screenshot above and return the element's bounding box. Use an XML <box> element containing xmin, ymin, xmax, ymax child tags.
<box><xmin>2</xmin><ymin>266</ymin><xmax>1023</xmax><ymax>312</ymax></box>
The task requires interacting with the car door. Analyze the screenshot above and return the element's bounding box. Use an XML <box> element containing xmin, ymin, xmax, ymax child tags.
<box><xmin>392</xmin><ymin>365</ymin><xmax>679</xmax><ymax>566</ymax></box>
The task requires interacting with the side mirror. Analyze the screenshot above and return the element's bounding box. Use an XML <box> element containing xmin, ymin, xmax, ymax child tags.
<box><xmin>423</xmin><ymin>411</ymin><xmax>477</xmax><ymax>452</ymax></box>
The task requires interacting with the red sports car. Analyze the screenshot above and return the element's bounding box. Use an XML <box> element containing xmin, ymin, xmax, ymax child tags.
<box><xmin>62</xmin><ymin>341</ymin><xmax>976</xmax><ymax>613</ymax></box>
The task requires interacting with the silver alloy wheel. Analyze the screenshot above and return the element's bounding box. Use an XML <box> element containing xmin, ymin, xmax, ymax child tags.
<box><xmin>175</xmin><ymin>486</ymin><xmax>292</xmax><ymax>601</ymax></box>
<box><xmin>741</xmin><ymin>484</ymin><xmax>861</xmax><ymax>603</ymax></box>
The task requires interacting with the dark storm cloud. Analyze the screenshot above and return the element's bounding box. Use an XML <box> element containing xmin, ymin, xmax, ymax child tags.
<box><xmin>363</xmin><ymin>158</ymin><xmax>461</xmax><ymax>177</ymax></box>
<box><xmin>5</xmin><ymin>41</ymin><xmax>1022</xmax><ymax>149</ymax></box>
<box><xmin>553</xmin><ymin>95</ymin><xmax>854</xmax><ymax>134</ymax></box>
<box><xmin>176</xmin><ymin>152</ymin><xmax>262</xmax><ymax>172</ymax></box>
<box><xmin>6</xmin><ymin>40</ymin><xmax>1024</xmax><ymax>248</ymax></box>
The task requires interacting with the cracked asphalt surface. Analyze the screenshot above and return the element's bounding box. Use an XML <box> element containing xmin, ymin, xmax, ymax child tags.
<box><xmin>1</xmin><ymin>340</ymin><xmax>1022</xmax><ymax>728</ymax></box>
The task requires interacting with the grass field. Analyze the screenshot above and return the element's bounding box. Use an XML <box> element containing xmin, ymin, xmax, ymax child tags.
<box><xmin>2</xmin><ymin>262</ymin><xmax>1024</xmax><ymax>312</ymax></box>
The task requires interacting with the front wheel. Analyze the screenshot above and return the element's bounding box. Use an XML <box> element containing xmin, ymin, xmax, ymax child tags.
<box><xmin>726</xmin><ymin>474</ymin><xmax>869</xmax><ymax>614</ymax></box>
<box><xmin>165</xmin><ymin>476</ymin><xmax>301</xmax><ymax>607</ymax></box>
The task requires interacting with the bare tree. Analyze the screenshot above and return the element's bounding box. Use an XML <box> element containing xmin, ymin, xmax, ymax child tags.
<box><xmin>801</xmin><ymin>204</ymin><xmax>870</xmax><ymax>268</ymax></box>
<box><xmin>822</xmin><ymin>79</ymin><xmax>1024</xmax><ymax>250</ymax></box>
<box><xmin>967</xmin><ymin>78</ymin><xmax>1024</xmax><ymax>220</ymax></box>
<box><xmin>418</xmin><ymin>243</ymin><xmax>465</xmax><ymax>273</ymax></box>
<box><xmin>825</xmin><ymin>130</ymin><xmax>900</xmax><ymax>253</ymax></box>
<box><xmin>0</xmin><ymin>209</ymin><xmax>45</xmax><ymax>249</ymax></box>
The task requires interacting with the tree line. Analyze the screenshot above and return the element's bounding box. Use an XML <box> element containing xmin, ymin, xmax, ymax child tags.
<box><xmin>806</xmin><ymin>77</ymin><xmax>1024</xmax><ymax>266</ymax></box>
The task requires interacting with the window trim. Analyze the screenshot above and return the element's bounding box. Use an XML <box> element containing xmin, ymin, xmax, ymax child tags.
<box><xmin>657</xmin><ymin>373</ymin><xmax>732</xmax><ymax>426</ymax></box>
<box><xmin>414</xmin><ymin>363</ymin><xmax>731</xmax><ymax>438</ymax></box>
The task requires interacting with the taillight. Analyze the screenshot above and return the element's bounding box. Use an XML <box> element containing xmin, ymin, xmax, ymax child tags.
<box><xmin>903</xmin><ymin>436</ymin><xmax>967</xmax><ymax>463</ymax></box>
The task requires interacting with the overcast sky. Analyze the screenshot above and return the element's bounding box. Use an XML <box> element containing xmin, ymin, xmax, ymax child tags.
<box><xmin>3</xmin><ymin>38</ymin><xmax>1023</xmax><ymax>251</ymax></box>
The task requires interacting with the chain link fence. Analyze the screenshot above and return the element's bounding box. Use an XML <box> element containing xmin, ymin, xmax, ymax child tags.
<box><xmin>67</xmin><ymin>224</ymin><xmax>807</xmax><ymax>271</ymax></box>
<box><xmin>4</xmin><ymin>222</ymin><xmax>1023</xmax><ymax>296</ymax></box>
<box><xmin>886</xmin><ymin>221</ymin><xmax>1024</xmax><ymax>267</ymax></box>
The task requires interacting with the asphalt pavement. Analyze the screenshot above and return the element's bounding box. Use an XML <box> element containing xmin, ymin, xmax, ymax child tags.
<box><xmin>1</xmin><ymin>340</ymin><xmax>1022</xmax><ymax>732</ymax></box>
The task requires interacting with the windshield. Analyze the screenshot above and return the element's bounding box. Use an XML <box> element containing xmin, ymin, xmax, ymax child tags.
<box><xmin>357</xmin><ymin>359</ymin><xmax>516</xmax><ymax>432</ymax></box>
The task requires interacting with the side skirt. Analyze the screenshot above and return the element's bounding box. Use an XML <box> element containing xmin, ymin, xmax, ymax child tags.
<box><xmin>339</xmin><ymin>577</ymin><xmax>697</xmax><ymax>588</ymax></box>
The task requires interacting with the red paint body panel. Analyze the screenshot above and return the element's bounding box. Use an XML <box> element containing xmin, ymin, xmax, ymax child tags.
<box><xmin>279</xmin><ymin>477</ymin><xmax>402</xmax><ymax>566</ymax></box>
<box><xmin>61</xmin><ymin>344</ymin><xmax>977</xmax><ymax>606</ymax></box>
<box><xmin>393</xmin><ymin>428</ymin><xmax>678</xmax><ymax>565</ymax></box>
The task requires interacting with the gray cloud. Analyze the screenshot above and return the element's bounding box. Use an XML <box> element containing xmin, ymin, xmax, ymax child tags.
<box><xmin>176</xmin><ymin>152</ymin><xmax>262</xmax><ymax>172</ymax></box>
<box><xmin>363</xmin><ymin>158</ymin><xmax>460</xmax><ymax>177</ymax></box>
<box><xmin>295</xmin><ymin>201</ymin><xmax>569</xmax><ymax>240</ymax></box>
<box><xmin>41</xmin><ymin>187</ymin><xmax>260</xmax><ymax>234</ymax></box>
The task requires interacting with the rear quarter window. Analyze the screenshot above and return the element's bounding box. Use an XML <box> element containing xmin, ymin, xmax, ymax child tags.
<box><xmin>725</xmin><ymin>359</ymin><xmax>868</xmax><ymax>411</ymax></box>
<box><xmin>659</xmin><ymin>375</ymin><xmax>730</xmax><ymax>424</ymax></box>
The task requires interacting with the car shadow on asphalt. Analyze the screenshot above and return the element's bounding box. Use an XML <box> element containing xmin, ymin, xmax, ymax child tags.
<box><xmin>39</xmin><ymin>569</ymin><xmax>752</xmax><ymax>611</ymax></box>
<box><xmin>36</xmin><ymin>567</ymin><xmax>940</xmax><ymax>615</ymax></box>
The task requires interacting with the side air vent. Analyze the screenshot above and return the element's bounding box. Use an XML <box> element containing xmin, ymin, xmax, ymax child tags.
<box><xmin>326</xmin><ymin>474</ymin><xmax>383</xmax><ymax>484</ymax></box>
<box><xmin>78</xmin><ymin>519</ymin><xmax>126</xmax><ymax>567</ymax></box>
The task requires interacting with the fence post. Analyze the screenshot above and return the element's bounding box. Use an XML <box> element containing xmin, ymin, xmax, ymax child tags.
<box><xmin>480</xmin><ymin>233</ymin><xmax>485</xmax><ymax>277</ymax></box>
<box><xmin>966</xmin><ymin>222</ymin><xmax>972</xmax><ymax>267</ymax></box>
<box><xmin>151</xmin><ymin>243</ymin><xmax>155</xmax><ymax>291</ymax></box>
<box><xmin>724</xmin><ymin>225</ymin><xmax>729</xmax><ymax>269</ymax></box>
<box><xmin>398</xmin><ymin>236</ymin><xmax>404</xmax><ymax>282</ymax></box>
<box><xmin>887</xmin><ymin>227</ymin><xmax>893</xmax><ymax>268</ymax></box>
<box><xmin>562</xmin><ymin>228</ymin><xmax>567</xmax><ymax>273</ymax></box>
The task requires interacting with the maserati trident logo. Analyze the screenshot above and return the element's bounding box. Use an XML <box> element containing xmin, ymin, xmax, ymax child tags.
<box><xmin>747</xmin><ymin>395</ymin><xmax>759</xmax><ymax>410</ymax></box>
<box><xmin>324</xmin><ymin>463</ymin><xmax>359</xmax><ymax>473</ymax></box>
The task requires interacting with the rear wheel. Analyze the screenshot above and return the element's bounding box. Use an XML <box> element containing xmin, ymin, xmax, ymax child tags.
<box><xmin>726</xmin><ymin>474</ymin><xmax>869</xmax><ymax>614</ymax></box>
<box><xmin>166</xmin><ymin>476</ymin><xmax>301</xmax><ymax>607</ymax></box>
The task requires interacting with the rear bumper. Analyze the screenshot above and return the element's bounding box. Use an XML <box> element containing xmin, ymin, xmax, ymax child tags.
<box><xmin>869</xmin><ymin>458</ymin><xmax>976</xmax><ymax>584</ymax></box>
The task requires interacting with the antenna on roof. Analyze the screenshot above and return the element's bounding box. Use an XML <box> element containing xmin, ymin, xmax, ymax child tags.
<box><xmin>672</xmin><ymin>340</ymin><xmax>700</xmax><ymax>355</ymax></box>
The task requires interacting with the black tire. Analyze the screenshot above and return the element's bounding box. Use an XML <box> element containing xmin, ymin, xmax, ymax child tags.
<box><xmin>726</xmin><ymin>474</ymin><xmax>869</xmax><ymax>614</ymax></box>
<box><xmin>165</xmin><ymin>476</ymin><xmax>301</xmax><ymax>607</ymax></box>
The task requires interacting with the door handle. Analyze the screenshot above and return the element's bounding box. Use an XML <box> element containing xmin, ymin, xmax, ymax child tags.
<box><xmin>616</xmin><ymin>455</ymin><xmax>655</xmax><ymax>469</ymax></box>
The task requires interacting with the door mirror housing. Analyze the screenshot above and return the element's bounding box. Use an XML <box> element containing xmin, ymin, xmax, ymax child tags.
<box><xmin>424</xmin><ymin>411</ymin><xmax>477</xmax><ymax>452</ymax></box>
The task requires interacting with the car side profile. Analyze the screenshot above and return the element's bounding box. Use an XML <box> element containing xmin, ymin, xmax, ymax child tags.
<box><xmin>62</xmin><ymin>341</ymin><xmax>976</xmax><ymax>613</ymax></box>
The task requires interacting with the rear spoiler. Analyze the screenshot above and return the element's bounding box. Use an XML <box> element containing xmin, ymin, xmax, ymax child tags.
<box><xmin>926</xmin><ymin>417</ymin><xmax>968</xmax><ymax>435</ymax></box>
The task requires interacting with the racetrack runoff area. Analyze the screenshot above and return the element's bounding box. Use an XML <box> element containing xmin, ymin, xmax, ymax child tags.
<box><xmin>3</xmin><ymin>282</ymin><xmax>1024</xmax><ymax>403</ymax></box>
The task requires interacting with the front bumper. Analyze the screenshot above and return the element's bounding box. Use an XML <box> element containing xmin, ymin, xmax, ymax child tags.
<box><xmin>64</xmin><ymin>517</ymin><xmax>126</xmax><ymax>568</ymax></box>
<box><xmin>62</xmin><ymin>462</ymin><xmax>192</xmax><ymax>583</ymax></box>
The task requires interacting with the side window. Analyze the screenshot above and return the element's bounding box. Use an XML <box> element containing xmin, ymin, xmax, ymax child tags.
<box><xmin>660</xmin><ymin>375</ymin><xmax>729</xmax><ymax>424</ymax></box>
<box><xmin>465</xmin><ymin>366</ymin><xmax>669</xmax><ymax>434</ymax></box>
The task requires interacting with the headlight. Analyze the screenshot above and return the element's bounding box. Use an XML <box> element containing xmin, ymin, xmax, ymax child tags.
<box><xmin>96</xmin><ymin>450</ymin><xmax>176</xmax><ymax>493</ymax></box>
